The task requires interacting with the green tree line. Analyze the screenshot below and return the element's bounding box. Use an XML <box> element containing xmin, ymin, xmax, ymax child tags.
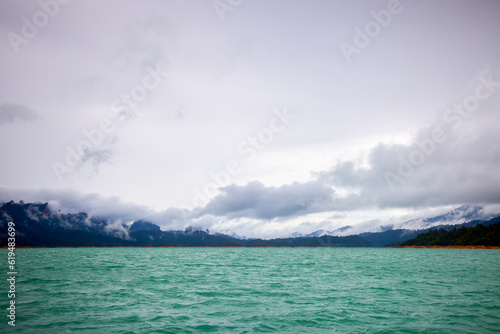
<box><xmin>400</xmin><ymin>221</ymin><xmax>500</xmax><ymax>246</ymax></box>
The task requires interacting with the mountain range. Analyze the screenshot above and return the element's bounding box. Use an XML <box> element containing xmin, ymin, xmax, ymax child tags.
<box><xmin>1</xmin><ymin>201</ymin><xmax>499</xmax><ymax>247</ymax></box>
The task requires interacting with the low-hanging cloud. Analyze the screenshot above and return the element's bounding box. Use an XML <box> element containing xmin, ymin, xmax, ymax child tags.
<box><xmin>104</xmin><ymin>219</ymin><xmax>131</xmax><ymax>240</ymax></box>
<box><xmin>0</xmin><ymin>186</ymin><xmax>193</xmax><ymax>230</ymax></box>
<box><xmin>196</xmin><ymin>181</ymin><xmax>337</xmax><ymax>220</ymax></box>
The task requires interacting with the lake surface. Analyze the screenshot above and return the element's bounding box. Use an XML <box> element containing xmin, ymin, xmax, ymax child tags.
<box><xmin>1</xmin><ymin>248</ymin><xmax>499</xmax><ymax>333</ymax></box>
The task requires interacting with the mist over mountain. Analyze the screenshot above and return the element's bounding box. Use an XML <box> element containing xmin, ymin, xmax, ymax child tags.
<box><xmin>0</xmin><ymin>201</ymin><xmax>367</xmax><ymax>247</ymax></box>
<box><xmin>1</xmin><ymin>201</ymin><xmax>498</xmax><ymax>247</ymax></box>
<box><xmin>289</xmin><ymin>205</ymin><xmax>497</xmax><ymax>239</ymax></box>
<box><xmin>390</xmin><ymin>205</ymin><xmax>495</xmax><ymax>230</ymax></box>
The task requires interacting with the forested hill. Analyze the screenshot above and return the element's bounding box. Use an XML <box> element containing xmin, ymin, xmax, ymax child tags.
<box><xmin>0</xmin><ymin>201</ymin><xmax>369</xmax><ymax>247</ymax></box>
<box><xmin>399</xmin><ymin>218</ymin><xmax>500</xmax><ymax>247</ymax></box>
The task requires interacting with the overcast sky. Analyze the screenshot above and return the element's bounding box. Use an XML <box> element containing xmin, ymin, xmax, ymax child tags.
<box><xmin>1</xmin><ymin>0</ymin><xmax>500</xmax><ymax>237</ymax></box>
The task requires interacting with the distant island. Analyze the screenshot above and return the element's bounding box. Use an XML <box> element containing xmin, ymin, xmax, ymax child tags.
<box><xmin>1</xmin><ymin>201</ymin><xmax>499</xmax><ymax>248</ymax></box>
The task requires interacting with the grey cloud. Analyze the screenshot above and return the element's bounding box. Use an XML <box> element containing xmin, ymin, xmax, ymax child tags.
<box><xmin>192</xmin><ymin>91</ymin><xmax>500</xmax><ymax>220</ymax></box>
<box><xmin>155</xmin><ymin>207</ymin><xmax>192</xmax><ymax>230</ymax></box>
<box><xmin>329</xmin><ymin>213</ymin><xmax>346</xmax><ymax>219</ymax></box>
<box><xmin>0</xmin><ymin>103</ymin><xmax>38</xmax><ymax>124</ymax></box>
<box><xmin>78</xmin><ymin>146</ymin><xmax>116</xmax><ymax>178</ymax></box>
<box><xmin>318</xmin><ymin>86</ymin><xmax>500</xmax><ymax>210</ymax></box>
<box><xmin>197</xmin><ymin>181</ymin><xmax>336</xmax><ymax>220</ymax></box>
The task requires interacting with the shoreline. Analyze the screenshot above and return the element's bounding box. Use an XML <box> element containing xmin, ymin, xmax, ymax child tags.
<box><xmin>2</xmin><ymin>245</ymin><xmax>500</xmax><ymax>249</ymax></box>
<box><xmin>390</xmin><ymin>245</ymin><xmax>500</xmax><ymax>249</ymax></box>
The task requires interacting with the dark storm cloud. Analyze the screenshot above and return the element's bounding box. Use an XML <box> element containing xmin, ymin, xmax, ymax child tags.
<box><xmin>0</xmin><ymin>103</ymin><xmax>38</xmax><ymax>124</ymax></box>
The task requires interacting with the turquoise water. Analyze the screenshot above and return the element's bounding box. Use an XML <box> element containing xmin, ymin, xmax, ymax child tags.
<box><xmin>1</xmin><ymin>248</ymin><xmax>499</xmax><ymax>333</ymax></box>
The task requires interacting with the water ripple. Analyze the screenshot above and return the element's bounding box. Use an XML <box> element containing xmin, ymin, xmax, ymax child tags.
<box><xmin>1</xmin><ymin>248</ymin><xmax>499</xmax><ymax>333</ymax></box>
